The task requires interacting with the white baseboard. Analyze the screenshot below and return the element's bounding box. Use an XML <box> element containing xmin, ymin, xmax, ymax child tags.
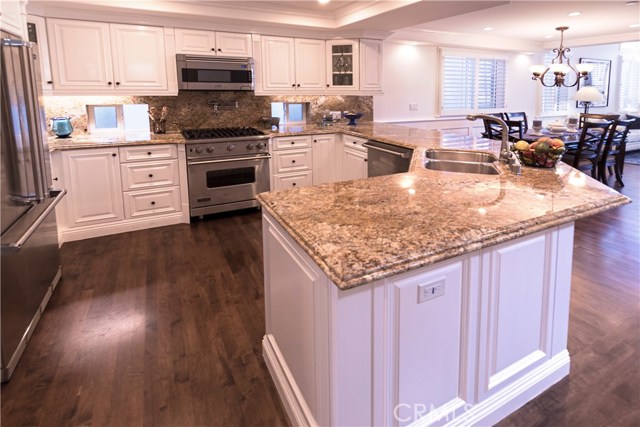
<box><xmin>58</xmin><ymin>212</ymin><xmax>187</xmax><ymax>243</ymax></box>
<box><xmin>262</xmin><ymin>334</ymin><xmax>318</xmax><ymax>427</ymax></box>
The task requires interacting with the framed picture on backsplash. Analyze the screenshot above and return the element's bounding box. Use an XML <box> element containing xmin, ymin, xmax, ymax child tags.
<box><xmin>576</xmin><ymin>58</ymin><xmax>611</xmax><ymax>108</ymax></box>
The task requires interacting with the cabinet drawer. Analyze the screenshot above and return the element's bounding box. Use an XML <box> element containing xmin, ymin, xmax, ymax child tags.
<box><xmin>123</xmin><ymin>186</ymin><xmax>181</xmax><ymax>218</ymax></box>
<box><xmin>120</xmin><ymin>159</ymin><xmax>179</xmax><ymax>191</ymax></box>
<box><xmin>274</xmin><ymin>149</ymin><xmax>312</xmax><ymax>173</ymax></box>
<box><xmin>274</xmin><ymin>135</ymin><xmax>312</xmax><ymax>150</ymax></box>
<box><xmin>273</xmin><ymin>171</ymin><xmax>313</xmax><ymax>191</ymax></box>
<box><xmin>342</xmin><ymin>136</ymin><xmax>368</xmax><ymax>152</ymax></box>
<box><xmin>119</xmin><ymin>144</ymin><xmax>177</xmax><ymax>162</ymax></box>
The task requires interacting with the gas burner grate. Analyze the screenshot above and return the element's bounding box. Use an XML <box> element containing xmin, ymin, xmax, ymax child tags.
<box><xmin>181</xmin><ymin>126</ymin><xmax>265</xmax><ymax>140</ymax></box>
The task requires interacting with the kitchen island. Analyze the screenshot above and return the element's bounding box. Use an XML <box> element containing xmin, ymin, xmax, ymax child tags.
<box><xmin>256</xmin><ymin>123</ymin><xmax>629</xmax><ymax>426</ymax></box>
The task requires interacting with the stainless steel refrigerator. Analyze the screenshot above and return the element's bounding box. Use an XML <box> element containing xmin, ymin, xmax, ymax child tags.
<box><xmin>1</xmin><ymin>30</ymin><xmax>66</xmax><ymax>382</ymax></box>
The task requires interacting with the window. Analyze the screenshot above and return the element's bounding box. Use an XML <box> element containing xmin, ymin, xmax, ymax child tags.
<box><xmin>540</xmin><ymin>52</ymin><xmax>569</xmax><ymax>115</ymax></box>
<box><xmin>619</xmin><ymin>41</ymin><xmax>640</xmax><ymax>112</ymax></box>
<box><xmin>86</xmin><ymin>103</ymin><xmax>150</xmax><ymax>134</ymax></box>
<box><xmin>271</xmin><ymin>102</ymin><xmax>307</xmax><ymax>124</ymax></box>
<box><xmin>440</xmin><ymin>49</ymin><xmax>507</xmax><ymax>116</ymax></box>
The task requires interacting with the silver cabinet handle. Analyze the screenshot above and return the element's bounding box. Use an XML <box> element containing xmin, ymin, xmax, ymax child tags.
<box><xmin>1</xmin><ymin>189</ymin><xmax>67</xmax><ymax>254</ymax></box>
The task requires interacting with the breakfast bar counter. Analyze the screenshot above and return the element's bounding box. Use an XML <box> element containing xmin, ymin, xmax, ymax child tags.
<box><xmin>256</xmin><ymin>122</ymin><xmax>630</xmax><ymax>427</ymax></box>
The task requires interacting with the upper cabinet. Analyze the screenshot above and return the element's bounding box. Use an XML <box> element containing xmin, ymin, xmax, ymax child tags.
<box><xmin>258</xmin><ymin>35</ymin><xmax>382</xmax><ymax>94</ymax></box>
<box><xmin>175</xmin><ymin>28</ymin><xmax>252</xmax><ymax>57</ymax></box>
<box><xmin>261</xmin><ymin>35</ymin><xmax>325</xmax><ymax>92</ymax></box>
<box><xmin>46</xmin><ymin>18</ymin><xmax>172</xmax><ymax>95</ymax></box>
<box><xmin>326</xmin><ymin>39</ymin><xmax>359</xmax><ymax>92</ymax></box>
<box><xmin>0</xmin><ymin>0</ymin><xmax>27</xmax><ymax>38</ymax></box>
<box><xmin>359</xmin><ymin>39</ymin><xmax>383</xmax><ymax>93</ymax></box>
<box><xmin>26</xmin><ymin>15</ymin><xmax>54</xmax><ymax>94</ymax></box>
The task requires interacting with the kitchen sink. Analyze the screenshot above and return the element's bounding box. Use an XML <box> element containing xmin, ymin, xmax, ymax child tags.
<box><xmin>424</xmin><ymin>160</ymin><xmax>500</xmax><ymax>175</ymax></box>
<box><xmin>425</xmin><ymin>149</ymin><xmax>498</xmax><ymax>163</ymax></box>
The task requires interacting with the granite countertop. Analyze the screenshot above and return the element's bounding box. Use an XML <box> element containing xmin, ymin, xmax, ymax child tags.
<box><xmin>257</xmin><ymin>122</ymin><xmax>631</xmax><ymax>290</ymax></box>
<box><xmin>48</xmin><ymin>132</ymin><xmax>186</xmax><ymax>150</ymax></box>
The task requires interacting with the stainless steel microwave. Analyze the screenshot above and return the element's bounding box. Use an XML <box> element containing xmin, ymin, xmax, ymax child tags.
<box><xmin>176</xmin><ymin>54</ymin><xmax>254</xmax><ymax>91</ymax></box>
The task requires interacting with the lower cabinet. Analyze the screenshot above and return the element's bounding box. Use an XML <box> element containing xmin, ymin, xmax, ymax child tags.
<box><xmin>341</xmin><ymin>135</ymin><xmax>368</xmax><ymax>181</ymax></box>
<box><xmin>51</xmin><ymin>144</ymin><xmax>189</xmax><ymax>243</ymax></box>
<box><xmin>272</xmin><ymin>135</ymin><xmax>314</xmax><ymax>191</ymax></box>
<box><xmin>312</xmin><ymin>134</ymin><xmax>336</xmax><ymax>185</ymax></box>
<box><xmin>262</xmin><ymin>211</ymin><xmax>575</xmax><ymax>427</ymax></box>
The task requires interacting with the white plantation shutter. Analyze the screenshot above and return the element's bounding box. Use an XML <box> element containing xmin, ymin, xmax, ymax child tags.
<box><xmin>440</xmin><ymin>49</ymin><xmax>507</xmax><ymax>115</ymax></box>
<box><xmin>540</xmin><ymin>52</ymin><xmax>569</xmax><ymax>114</ymax></box>
<box><xmin>619</xmin><ymin>42</ymin><xmax>640</xmax><ymax>111</ymax></box>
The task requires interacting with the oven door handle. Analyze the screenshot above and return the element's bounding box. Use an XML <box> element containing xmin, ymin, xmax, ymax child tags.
<box><xmin>188</xmin><ymin>154</ymin><xmax>271</xmax><ymax>166</ymax></box>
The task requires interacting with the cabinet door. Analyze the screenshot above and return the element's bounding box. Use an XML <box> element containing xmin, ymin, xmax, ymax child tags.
<box><xmin>261</xmin><ymin>35</ymin><xmax>295</xmax><ymax>91</ymax></box>
<box><xmin>342</xmin><ymin>147</ymin><xmax>367</xmax><ymax>181</ymax></box>
<box><xmin>312</xmin><ymin>134</ymin><xmax>336</xmax><ymax>185</ymax></box>
<box><xmin>175</xmin><ymin>28</ymin><xmax>217</xmax><ymax>55</ymax></box>
<box><xmin>26</xmin><ymin>15</ymin><xmax>54</xmax><ymax>93</ymax></box>
<box><xmin>47</xmin><ymin>19</ymin><xmax>113</xmax><ymax>90</ymax></box>
<box><xmin>359</xmin><ymin>39</ymin><xmax>382</xmax><ymax>92</ymax></box>
<box><xmin>294</xmin><ymin>38</ymin><xmax>325</xmax><ymax>90</ymax></box>
<box><xmin>1</xmin><ymin>0</ymin><xmax>26</xmax><ymax>38</ymax></box>
<box><xmin>216</xmin><ymin>31</ymin><xmax>252</xmax><ymax>57</ymax></box>
<box><xmin>326</xmin><ymin>39</ymin><xmax>359</xmax><ymax>91</ymax></box>
<box><xmin>61</xmin><ymin>148</ymin><xmax>124</xmax><ymax>226</ymax></box>
<box><xmin>110</xmin><ymin>24</ymin><xmax>167</xmax><ymax>90</ymax></box>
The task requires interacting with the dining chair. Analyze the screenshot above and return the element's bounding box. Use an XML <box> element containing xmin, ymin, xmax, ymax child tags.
<box><xmin>481</xmin><ymin>113</ymin><xmax>506</xmax><ymax>140</ymax></box>
<box><xmin>505</xmin><ymin>112</ymin><xmax>529</xmax><ymax>139</ymax></box>
<box><xmin>578</xmin><ymin>113</ymin><xmax>620</xmax><ymax>129</ymax></box>
<box><xmin>562</xmin><ymin>120</ymin><xmax>614</xmax><ymax>178</ymax></box>
<box><xmin>598</xmin><ymin>118</ymin><xmax>635</xmax><ymax>186</ymax></box>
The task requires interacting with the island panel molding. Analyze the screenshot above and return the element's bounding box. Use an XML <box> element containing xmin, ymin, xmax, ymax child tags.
<box><xmin>262</xmin><ymin>211</ymin><xmax>575</xmax><ymax>426</ymax></box>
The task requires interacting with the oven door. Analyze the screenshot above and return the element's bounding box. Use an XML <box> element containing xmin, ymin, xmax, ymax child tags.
<box><xmin>187</xmin><ymin>154</ymin><xmax>270</xmax><ymax>216</ymax></box>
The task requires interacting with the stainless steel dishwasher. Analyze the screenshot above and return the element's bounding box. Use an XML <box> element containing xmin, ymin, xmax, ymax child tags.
<box><xmin>362</xmin><ymin>140</ymin><xmax>413</xmax><ymax>177</ymax></box>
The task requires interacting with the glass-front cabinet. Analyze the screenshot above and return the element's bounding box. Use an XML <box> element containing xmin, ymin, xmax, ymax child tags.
<box><xmin>326</xmin><ymin>39</ymin><xmax>359</xmax><ymax>91</ymax></box>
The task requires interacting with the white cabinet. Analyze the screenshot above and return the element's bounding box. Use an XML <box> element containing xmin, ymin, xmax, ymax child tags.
<box><xmin>326</xmin><ymin>39</ymin><xmax>359</xmax><ymax>92</ymax></box>
<box><xmin>175</xmin><ymin>28</ymin><xmax>252</xmax><ymax>57</ymax></box>
<box><xmin>341</xmin><ymin>135</ymin><xmax>368</xmax><ymax>181</ymax></box>
<box><xmin>52</xmin><ymin>144</ymin><xmax>187</xmax><ymax>243</ymax></box>
<box><xmin>312</xmin><ymin>134</ymin><xmax>336</xmax><ymax>185</ymax></box>
<box><xmin>0</xmin><ymin>0</ymin><xmax>26</xmax><ymax>38</ymax></box>
<box><xmin>271</xmin><ymin>135</ymin><xmax>313</xmax><ymax>191</ymax></box>
<box><xmin>46</xmin><ymin>18</ymin><xmax>169</xmax><ymax>94</ymax></box>
<box><xmin>55</xmin><ymin>147</ymin><xmax>124</xmax><ymax>228</ymax></box>
<box><xmin>359</xmin><ymin>39</ymin><xmax>383</xmax><ymax>93</ymax></box>
<box><xmin>261</xmin><ymin>35</ymin><xmax>325</xmax><ymax>92</ymax></box>
<box><xmin>26</xmin><ymin>15</ymin><xmax>54</xmax><ymax>94</ymax></box>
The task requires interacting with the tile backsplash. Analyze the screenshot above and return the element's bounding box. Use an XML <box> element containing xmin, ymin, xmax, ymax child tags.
<box><xmin>43</xmin><ymin>92</ymin><xmax>373</xmax><ymax>134</ymax></box>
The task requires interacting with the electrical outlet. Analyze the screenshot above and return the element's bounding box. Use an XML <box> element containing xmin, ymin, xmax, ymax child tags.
<box><xmin>417</xmin><ymin>280</ymin><xmax>445</xmax><ymax>304</ymax></box>
<box><xmin>409</xmin><ymin>103</ymin><xmax>419</xmax><ymax>111</ymax></box>
<box><xmin>330</xmin><ymin>111</ymin><xmax>342</xmax><ymax>120</ymax></box>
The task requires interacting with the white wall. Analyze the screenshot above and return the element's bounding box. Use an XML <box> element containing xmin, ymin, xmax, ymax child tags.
<box><xmin>373</xmin><ymin>42</ymin><xmax>537</xmax><ymax>125</ymax></box>
<box><xmin>373</xmin><ymin>41</ymin><xmax>623</xmax><ymax>130</ymax></box>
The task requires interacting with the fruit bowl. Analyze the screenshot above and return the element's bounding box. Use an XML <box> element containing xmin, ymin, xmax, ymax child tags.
<box><xmin>512</xmin><ymin>137</ymin><xmax>565</xmax><ymax>168</ymax></box>
<box><xmin>342</xmin><ymin>112</ymin><xmax>363</xmax><ymax>126</ymax></box>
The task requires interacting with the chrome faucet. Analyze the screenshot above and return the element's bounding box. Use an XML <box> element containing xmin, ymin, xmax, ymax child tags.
<box><xmin>466</xmin><ymin>114</ymin><xmax>521</xmax><ymax>175</ymax></box>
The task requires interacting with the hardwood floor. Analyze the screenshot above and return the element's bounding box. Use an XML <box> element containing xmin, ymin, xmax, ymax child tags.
<box><xmin>1</xmin><ymin>165</ymin><xmax>638</xmax><ymax>427</ymax></box>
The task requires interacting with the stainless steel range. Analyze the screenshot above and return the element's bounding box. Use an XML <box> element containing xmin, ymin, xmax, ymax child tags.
<box><xmin>183</xmin><ymin>127</ymin><xmax>271</xmax><ymax>217</ymax></box>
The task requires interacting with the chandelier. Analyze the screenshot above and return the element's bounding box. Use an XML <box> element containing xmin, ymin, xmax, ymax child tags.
<box><xmin>529</xmin><ymin>26</ymin><xmax>593</xmax><ymax>87</ymax></box>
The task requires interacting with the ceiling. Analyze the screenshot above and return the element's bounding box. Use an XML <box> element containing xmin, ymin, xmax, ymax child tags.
<box><xmin>28</xmin><ymin>0</ymin><xmax>640</xmax><ymax>50</ymax></box>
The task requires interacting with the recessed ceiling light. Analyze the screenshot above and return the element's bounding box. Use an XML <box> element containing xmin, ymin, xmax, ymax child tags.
<box><xmin>630</xmin><ymin>23</ymin><xmax>640</xmax><ymax>28</ymax></box>
<box><xmin>318</xmin><ymin>0</ymin><xmax>330</xmax><ymax>4</ymax></box>
<box><xmin>545</xmin><ymin>35</ymin><xmax>553</xmax><ymax>39</ymax></box>
<box><xmin>483</xmin><ymin>27</ymin><xmax>493</xmax><ymax>31</ymax></box>
<box><xmin>626</xmin><ymin>1</ymin><xmax>638</xmax><ymax>5</ymax></box>
<box><xmin>567</xmin><ymin>11</ymin><xmax>582</xmax><ymax>17</ymax></box>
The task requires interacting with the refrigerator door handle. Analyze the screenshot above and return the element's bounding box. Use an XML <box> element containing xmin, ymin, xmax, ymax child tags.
<box><xmin>1</xmin><ymin>189</ymin><xmax>66</xmax><ymax>254</ymax></box>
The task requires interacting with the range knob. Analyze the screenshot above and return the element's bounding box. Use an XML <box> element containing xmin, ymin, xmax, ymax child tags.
<box><xmin>194</xmin><ymin>146</ymin><xmax>203</xmax><ymax>154</ymax></box>
<box><xmin>206</xmin><ymin>146</ymin><xmax>215</xmax><ymax>153</ymax></box>
<box><xmin>256</xmin><ymin>142</ymin><xmax>265</xmax><ymax>150</ymax></box>
<box><xmin>246</xmin><ymin>143</ymin><xmax>255</xmax><ymax>150</ymax></box>
<box><xmin>226</xmin><ymin>144</ymin><xmax>236</xmax><ymax>152</ymax></box>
